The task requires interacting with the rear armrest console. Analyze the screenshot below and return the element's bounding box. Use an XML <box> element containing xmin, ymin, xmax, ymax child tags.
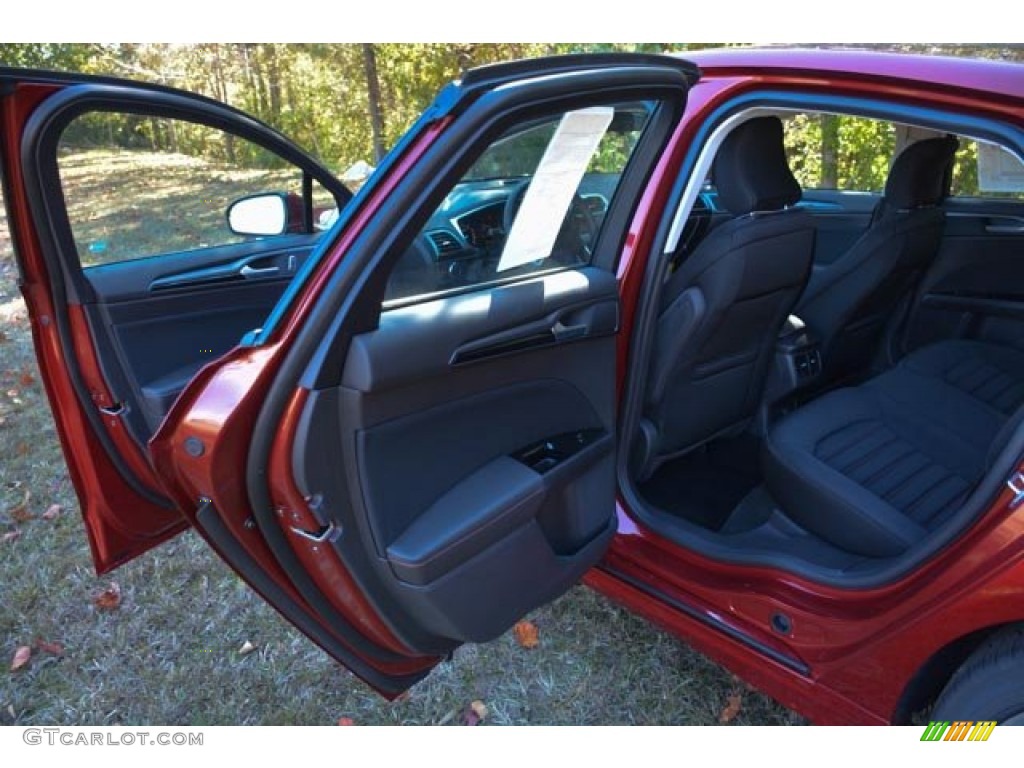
<box><xmin>765</xmin><ymin>315</ymin><xmax>822</xmax><ymax>403</ymax></box>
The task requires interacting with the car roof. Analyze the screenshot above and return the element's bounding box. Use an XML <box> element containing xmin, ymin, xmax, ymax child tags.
<box><xmin>679</xmin><ymin>48</ymin><xmax>1024</xmax><ymax>103</ymax></box>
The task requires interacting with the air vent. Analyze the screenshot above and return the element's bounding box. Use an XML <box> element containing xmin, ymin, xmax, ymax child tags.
<box><xmin>427</xmin><ymin>229</ymin><xmax>462</xmax><ymax>258</ymax></box>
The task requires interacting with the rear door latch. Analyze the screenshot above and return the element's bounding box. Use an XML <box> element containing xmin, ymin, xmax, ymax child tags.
<box><xmin>1006</xmin><ymin>472</ymin><xmax>1024</xmax><ymax>508</ymax></box>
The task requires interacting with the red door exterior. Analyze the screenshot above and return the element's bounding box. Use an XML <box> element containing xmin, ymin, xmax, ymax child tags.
<box><xmin>0</xmin><ymin>78</ymin><xmax>188</xmax><ymax>572</ymax></box>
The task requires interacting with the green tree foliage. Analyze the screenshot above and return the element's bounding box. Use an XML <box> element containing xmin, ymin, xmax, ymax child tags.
<box><xmin>783</xmin><ymin>114</ymin><xmax>896</xmax><ymax>192</ymax></box>
<box><xmin>0</xmin><ymin>43</ymin><xmax>1018</xmax><ymax>195</ymax></box>
<box><xmin>0</xmin><ymin>43</ymin><xmax>99</xmax><ymax>71</ymax></box>
<box><xmin>0</xmin><ymin>43</ymin><xmax>720</xmax><ymax>173</ymax></box>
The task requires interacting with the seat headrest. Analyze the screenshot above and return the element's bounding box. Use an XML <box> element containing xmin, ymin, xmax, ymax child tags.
<box><xmin>885</xmin><ymin>135</ymin><xmax>959</xmax><ymax>210</ymax></box>
<box><xmin>714</xmin><ymin>116</ymin><xmax>801</xmax><ymax>215</ymax></box>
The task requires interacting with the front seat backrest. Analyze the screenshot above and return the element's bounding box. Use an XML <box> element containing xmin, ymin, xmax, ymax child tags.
<box><xmin>638</xmin><ymin>116</ymin><xmax>816</xmax><ymax>480</ymax></box>
<box><xmin>795</xmin><ymin>135</ymin><xmax>959</xmax><ymax>383</ymax></box>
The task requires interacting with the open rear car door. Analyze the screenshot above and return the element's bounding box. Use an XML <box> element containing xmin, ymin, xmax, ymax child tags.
<box><xmin>2</xmin><ymin>55</ymin><xmax>696</xmax><ymax>693</ymax></box>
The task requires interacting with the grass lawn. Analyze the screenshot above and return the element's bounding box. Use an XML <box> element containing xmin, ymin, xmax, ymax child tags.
<box><xmin>0</xmin><ymin>150</ymin><xmax>802</xmax><ymax>726</ymax></box>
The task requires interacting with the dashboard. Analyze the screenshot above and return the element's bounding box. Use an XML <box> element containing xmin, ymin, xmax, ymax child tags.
<box><xmin>423</xmin><ymin>180</ymin><xmax>518</xmax><ymax>261</ymax></box>
<box><xmin>453</xmin><ymin>201</ymin><xmax>506</xmax><ymax>250</ymax></box>
<box><xmin>385</xmin><ymin>176</ymin><xmax>615</xmax><ymax>302</ymax></box>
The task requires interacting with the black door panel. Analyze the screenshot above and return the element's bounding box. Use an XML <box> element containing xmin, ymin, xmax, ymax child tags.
<box><xmin>295</xmin><ymin>268</ymin><xmax>620</xmax><ymax>645</ymax></box>
<box><xmin>343</xmin><ymin>268</ymin><xmax>618</xmax><ymax>392</ymax></box>
<box><xmin>82</xmin><ymin>239</ymin><xmax>319</xmax><ymax>435</ymax></box>
<box><xmin>903</xmin><ymin>198</ymin><xmax>1024</xmax><ymax>352</ymax></box>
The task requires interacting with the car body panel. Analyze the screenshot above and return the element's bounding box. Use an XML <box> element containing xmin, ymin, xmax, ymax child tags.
<box><xmin>684</xmin><ymin>48</ymin><xmax>1024</xmax><ymax>102</ymax></box>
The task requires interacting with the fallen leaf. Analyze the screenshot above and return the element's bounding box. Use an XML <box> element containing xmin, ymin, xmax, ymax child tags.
<box><xmin>238</xmin><ymin>640</ymin><xmax>255</xmax><ymax>656</ymax></box>
<box><xmin>35</xmin><ymin>639</ymin><xmax>64</xmax><ymax>656</ymax></box>
<box><xmin>337</xmin><ymin>717</ymin><xmax>355</xmax><ymax>726</ymax></box>
<box><xmin>0</xmin><ymin>330</ymin><xmax>8</xmax><ymax>343</ymax></box>
<box><xmin>18</xmin><ymin>369</ymin><xmax>35</xmax><ymax>387</ymax></box>
<box><xmin>718</xmin><ymin>692</ymin><xmax>743</xmax><ymax>724</ymax></box>
<box><xmin>15</xmin><ymin>442</ymin><xmax>29</xmax><ymax>456</ymax></box>
<box><xmin>92</xmin><ymin>581</ymin><xmax>122</xmax><ymax>611</ymax></box>
<box><xmin>1</xmin><ymin>530</ymin><xmax>21</xmax><ymax>543</ymax></box>
<box><xmin>8</xmin><ymin>490</ymin><xmax>31</xmax><ymax>523</ymax></box>
<box><xmin>42</xmin><ymin>504</ymin><xmax>62</xmax><ymax>521</ymax></box>
<box><xmin>462</xmin><ymin>699</ymin><xmax>488</xmax><ymax>726</ymax></box>
<box><xmin>513</xmin><ymin>620</ymin><xmax>539</xmax><ymax>649</ymax></box>
<box><xmin>10</xmin><ymin>646</ymin><xmax>31</xmax><ymax>671</ymax></box>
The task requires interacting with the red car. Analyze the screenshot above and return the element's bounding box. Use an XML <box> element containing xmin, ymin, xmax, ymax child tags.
<box><xmin>3</xmin><ymin>48</ymin><xmax>1024</xmax><ymax>725</ymax></box>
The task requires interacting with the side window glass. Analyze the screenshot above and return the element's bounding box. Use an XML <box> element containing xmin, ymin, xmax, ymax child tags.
<box><xmin>384</xmin><ymin>102</ymin><xmax>653</xmax><ymax>303</ymax></box>
<box><xmin>950</xmin><ymin>138</ymin><xmax>1024</xmax><ymax>201</ymax></box>
<box><xmin>781</xmin><ymin>113</ymin><xmax>895</xmax><ymax>193</ymax></box>
<box><xmin>57</xmin><ymin>112</ymin><xmax>339</xmax><ymax>267</ymax></box>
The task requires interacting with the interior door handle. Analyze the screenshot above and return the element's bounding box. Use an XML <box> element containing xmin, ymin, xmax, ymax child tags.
<box><xmin>239</xmin><ymin>264</ymin><xmax>280</xmax><ymax>278</ymax></box>
<box><xmin>551</xmin><ymin>320</ymin><xmax>590</xmax><ymax>342</ymax></box>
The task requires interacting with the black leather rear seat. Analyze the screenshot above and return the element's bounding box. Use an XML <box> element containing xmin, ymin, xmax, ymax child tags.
<box><xmin>764</xmin><ymin>340</ymin><xmax>1024</xmax><ymax>557</ymax></box>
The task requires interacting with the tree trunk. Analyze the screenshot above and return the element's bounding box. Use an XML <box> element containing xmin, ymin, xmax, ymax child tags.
<box><xmin>820</xmin><ymin>114</ymin><xmax>840</xmax><ymax>189</ymax></box>
<box><xmin>210</xmin><ymin>45</ymin><xmax>236</xmax><ymax>163</ymax></box>
<box><xmin>148</xmin><ymin>116</ymin><xmax>160</xmax><ymax>151</ymax></box>
<box><xmin>265</xmin><ymin>44</ymin><xmax>282</xmax><ymax>123</ymax></box>
<box><xmin>362</xmin><ymin>44</ymin><xmax>386</xmax><ymax>163</ymax></box>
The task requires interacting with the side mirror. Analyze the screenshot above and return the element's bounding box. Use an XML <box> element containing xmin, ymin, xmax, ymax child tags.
<box><xmin>227</xmin><ymin>192</ymin><xmax>289</xmax><ymax>236</ymax></box>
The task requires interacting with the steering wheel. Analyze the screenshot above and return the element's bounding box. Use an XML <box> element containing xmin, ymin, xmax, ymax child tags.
<box><xmin>502</xmin><ymin>181</ymin><xmax>600</xmax><ymax>265</ymax></box>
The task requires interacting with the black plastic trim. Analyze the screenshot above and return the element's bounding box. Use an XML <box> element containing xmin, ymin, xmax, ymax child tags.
<box><xmin>459</xmin><ymin>53</ymin><xmax>700</xmax><ymax>90</ymax></box>
<box><xmin>921</xmin><ymin>291</ymin><xmax>1024</xmax><ymax>319</ymax></box>
<box><xmin>598</xmin><ymin>563</ymin><xmax>810</xmax><ymax>675</ymax></box>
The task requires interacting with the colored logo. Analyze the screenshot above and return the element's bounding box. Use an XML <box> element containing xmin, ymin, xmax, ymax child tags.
<box><xmin>920</xmin><ymin>721</ymin><xmax>996</xmax><ymax>741</ymax></box>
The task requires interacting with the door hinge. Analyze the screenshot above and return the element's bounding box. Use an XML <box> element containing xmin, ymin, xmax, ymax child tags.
<box><xmin>1006</xmin><ymin>472</ymin><xmax>1024</xmax><ymax>508</ymax></box>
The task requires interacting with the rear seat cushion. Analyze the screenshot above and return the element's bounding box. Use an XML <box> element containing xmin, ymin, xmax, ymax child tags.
<box><xmin>900</xmin><ymin>339</ymin><xmax>1024</xmax><ymax>416</ymax></box>
<box><xmin>764</xmin><ymin>361</ymin><xmax>1008</xmax><ymax>558</ymax></box>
